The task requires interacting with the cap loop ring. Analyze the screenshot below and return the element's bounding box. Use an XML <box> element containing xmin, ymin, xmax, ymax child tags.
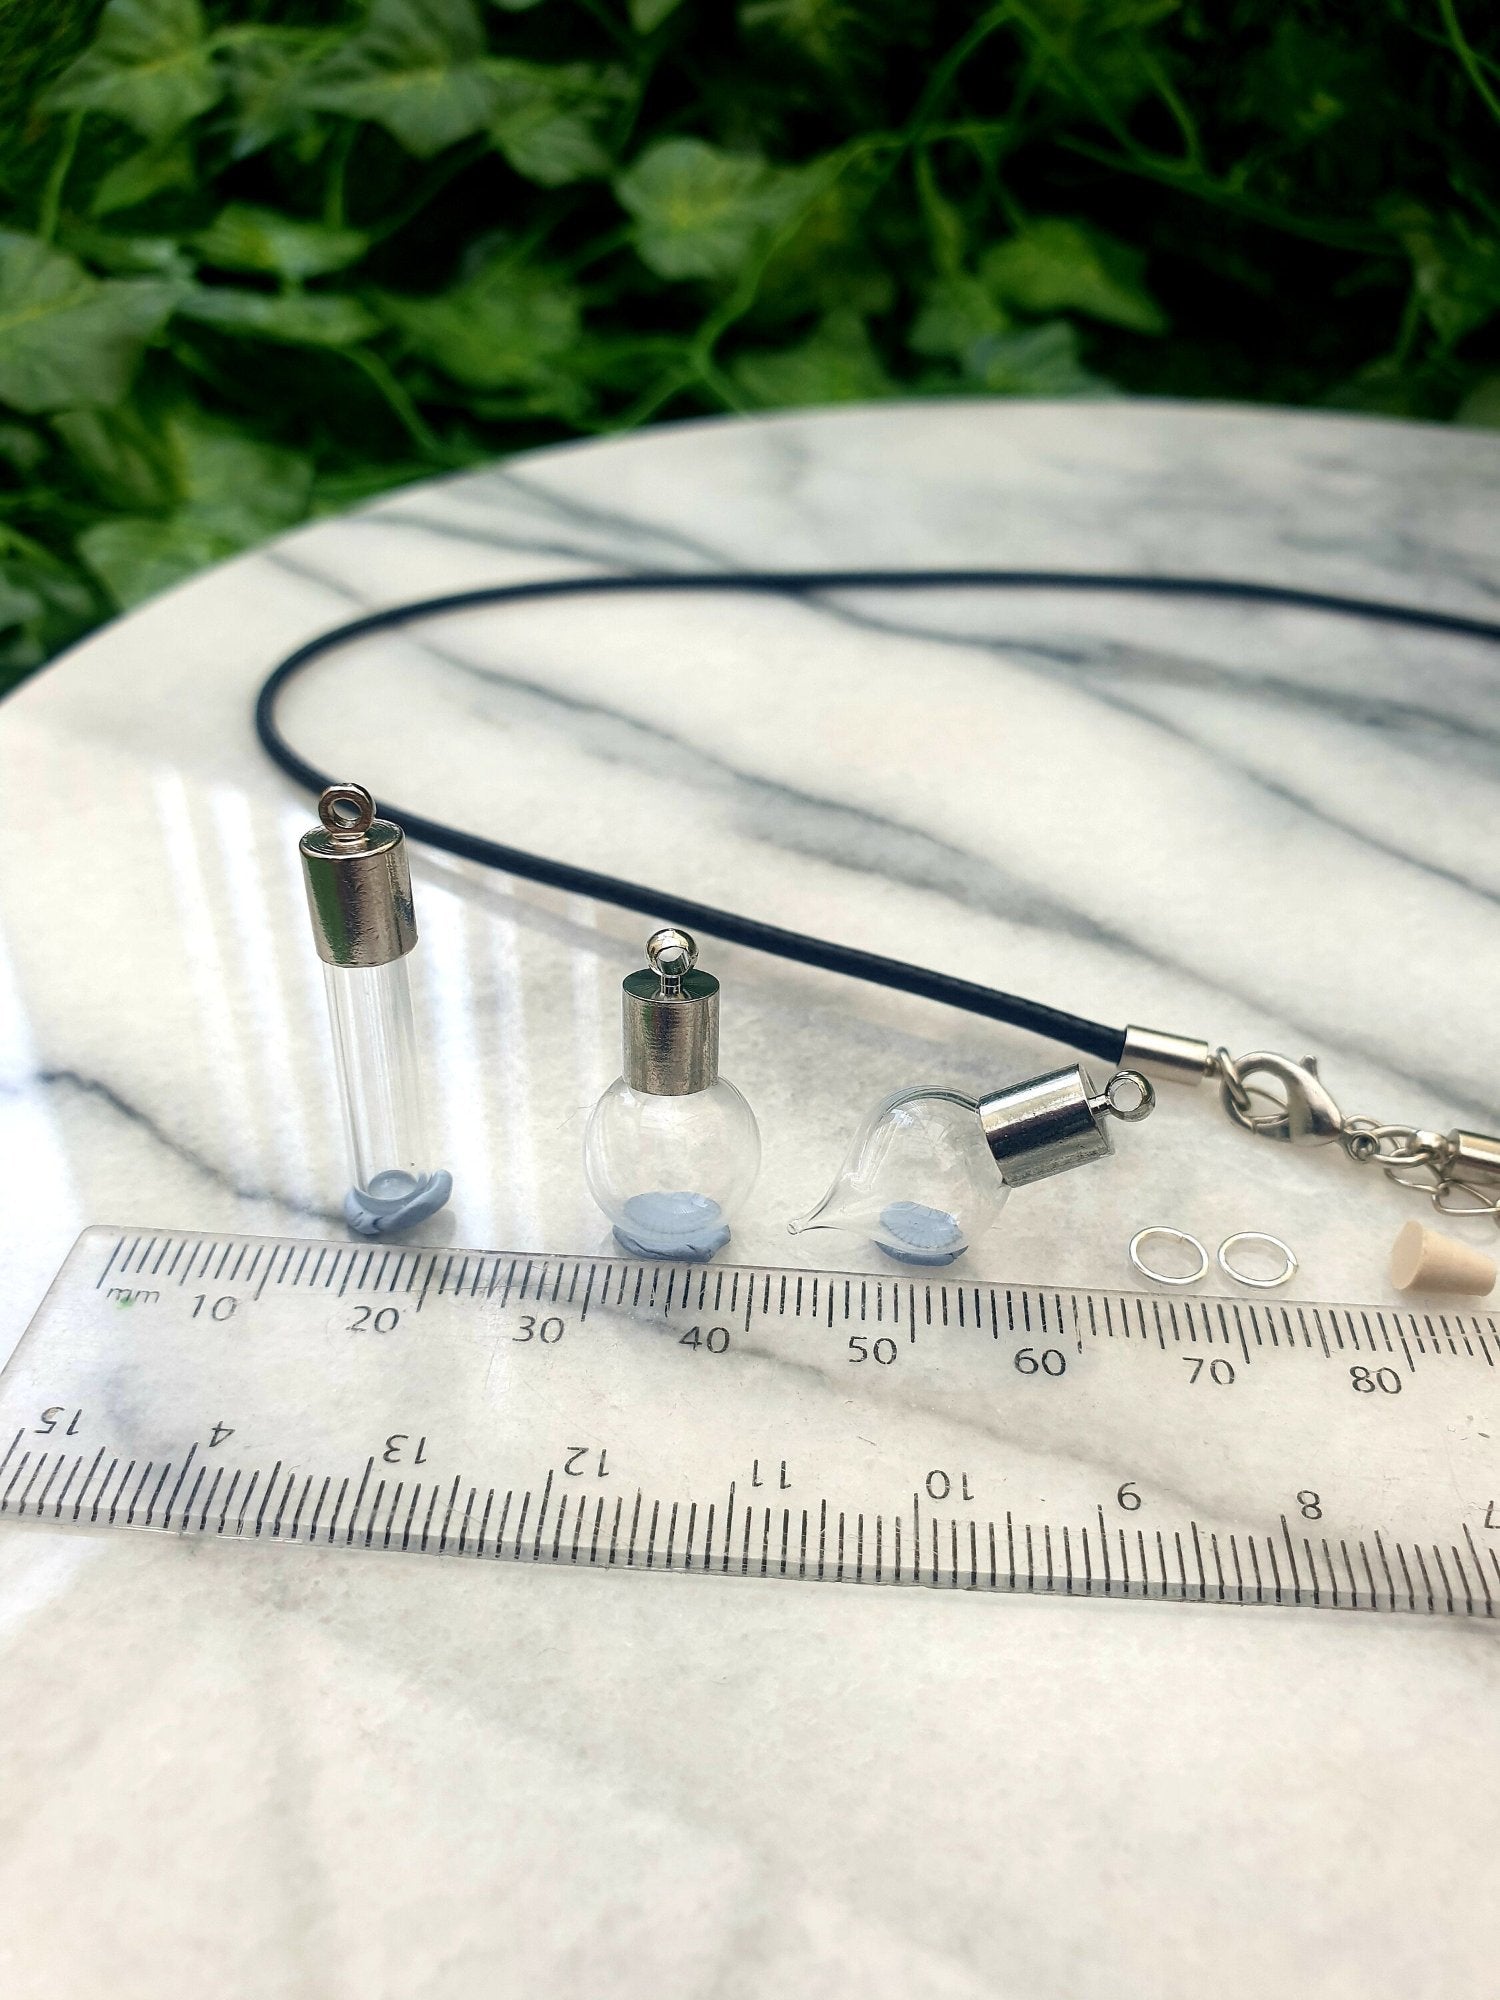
<box><xmin>317</xmin><ymin>782</ymin><xmax>376</xmax><ymax>838</ymax></box>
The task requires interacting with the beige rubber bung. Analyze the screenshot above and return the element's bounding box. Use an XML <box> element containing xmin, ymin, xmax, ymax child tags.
<box><xmin>1389</xmin><ymin>1220</ymin><xmax>1496</xmax><ymax>1297</ymax></box>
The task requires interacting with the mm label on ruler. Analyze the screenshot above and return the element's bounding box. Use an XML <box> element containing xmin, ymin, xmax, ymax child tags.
<box><xmin>1</xmin><ymin>1226</ymin><xmax>1496</xmax><ymax>1617</ymax></box>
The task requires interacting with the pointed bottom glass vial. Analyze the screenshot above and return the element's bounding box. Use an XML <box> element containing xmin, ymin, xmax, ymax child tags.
<box><xmin>790</xmin><ymin>1065</ymin><xmax>1154</xmax><ymax>1265</ymax></box>
<box><xmin>789</xmin><ymin>1087</ymin><xmax>1006</xmax><ymax>1266</ymax></box>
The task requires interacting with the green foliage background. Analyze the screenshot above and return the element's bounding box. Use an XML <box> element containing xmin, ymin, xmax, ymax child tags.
<box><xmin>1</xmin><ymin>0</ymin><xmax>1498</xmax><ymax>689</ymax></box>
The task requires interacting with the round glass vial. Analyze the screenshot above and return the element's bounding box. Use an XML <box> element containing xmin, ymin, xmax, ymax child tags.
<box><xmin>584</xmin><ymin>929</ymin><xmax>761</xmax><ymax>1260</ymax></box>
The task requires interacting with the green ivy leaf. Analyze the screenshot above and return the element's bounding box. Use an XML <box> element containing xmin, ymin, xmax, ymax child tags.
<box><xmin>964</xmin><ymin>320</ymin><xmax>1110</xmax><ymax>397</ymax></box>
<box><xmin>59</xmin><ymin>407</ymin><xmax>312</xmax><ymax>528</ymax></box>
<box><xmin>732</xmin><ymin>310</ymin><xmax>895</xmax><ymax>406</ymax></box>
<box><xmin>195</xmin><ymin>206</ymin><xmax>370</xmax><ymax>282</ymax></box>
<box><xmin>0</xmin><ymin>423</ymin><xmax>48</xmax><ymax>475</ymax></box>
<box><xmin>908</xmin><ymin>275</ymin><xmax>1010</xmax><ymax>359</ymax></box>
<box><xmin>90</xmin><ymin>140</ymin><xmax>196</xmax><ymax>219</ymax></box>
<box><xmin>1457</xmin><ymin>374</ymin><xmax>1500</xmax><ymax>427</ymax></box>
<box><xmin>225</xmin><ymin>36</ymin><xmax>322</xmax><ymax>159</ymax></box>
<box><xmin>630</xmin><ymin>0</ymin><xmax>686</xmax><ymax>31</ymax></box>
<box><xmin>298</xmin><ymin>0</ymin><xmax>499</xmax><ymax>158</ymax></box>
<box><xmin>42</xmin><ymin>0</ymin><xmax>221</xmax><ymax>142</ymax></box>
<box><xmin>53</xmin><ymin>405</ymin><xmax>177</xmax><ymax>511</ymax></box>
<box><xmin>0</xmin><ymin>568</ymin><xmax>41</xmax><ymax>632</ymax></box>
<box><xmin>754</xmin><ymin>164</ymin><xmax>891</xmax><ymax>321</ymax></box>
<box><xmin>0</xmin><ymin>555</ymin><xmax>96</xmax><ymax>681</ymax></box>
<box><xmin>168</xmin><ymin>417</ymin><xmax>312</xmax><ymax>537</ymax></box>
<box><xmin>1239</xmin><ymin>21</ymin><xmax>1362</xmax><ymax>141</ymax></box>
<box><xmin>177</xmin><ymin>285</ymin><xmax>380</xmax><ymax>347</ymax></box>
<box><xmin>0</xmin><ymin>234</ymin><xmax>175</xmax><ymax>414</ymax></box>
<box><xmin>1024</xmin><ymin>0</ymin><xmax>1166</xmax><ymax>116</ymax></box>
<box><xmin>77</xmin><ymin>415</ymin><xmax>312</xmax><ymax>607</ymax></box>
<box><xmin>62</xmin><ymin>227</ymin><xmax>194</xmax><ymax>278</ymax></box>
<box><xmin>616</xmin><ymin>138</ymin><xmax>795</xmax><ymax>280</ymax></box>
<box><xmin>740</xmin><ymin>0</ymin><xmax>851</xmax><ymax>70</ymax></box>
<box><xmin>980</xmin><ymin>220</ymin><xmax>1166</xmax><ymax>335</ymax></box>
<box><xmin>78</xmin><ymin>515</ymin><xmax>240</xmax><ymax>606</ymax></box>
<box><xmin>488</xmin><ymin>62</ymin><xmax>620</xmax><ymax>186</ymax></box>
<box><xmin>379</xmin><ymin>256</ymin><xmax>580</xmax><ymax>389</ymax></box>
<box><xmin>310</xmin><ymin>461</ymin><xmax>429</xmax><ymax>510</ymax></box>
<box><xmin>1387</xmin><ymin>206</ymin><xmax>1500</xmax><ymax>348</ymax></box>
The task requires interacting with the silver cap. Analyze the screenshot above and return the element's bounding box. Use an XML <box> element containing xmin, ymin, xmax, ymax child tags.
<box><xmin>1120</xmin><ymin>1024</ymin><xmax>1214</xmax><ymax>1086</ymax></box>
<box><xmin>977</xmin><ymin>1064</ymin><xmax>1154</xmax><ymax>1186</ymax></box>
<box><xmin>623</xmin><ymin>928</ymin><xmax>719</xmax><ymax>1095</ymax></box>
<box><xmin>299</xmin><ymin>783</ymin><xmax>417</xmax><ymax>969</ymax></box>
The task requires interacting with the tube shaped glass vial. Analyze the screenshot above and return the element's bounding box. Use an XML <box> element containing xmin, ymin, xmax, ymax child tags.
<box><xmin>299</xmin><ymin>783</ymin><xmax>452</xmax><ymax>1236</ymax></box>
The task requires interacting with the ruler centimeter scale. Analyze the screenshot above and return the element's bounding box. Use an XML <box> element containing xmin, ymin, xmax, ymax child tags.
<box><xmin>0</xmin><ymin>1226</ymin><xmax>1496</xmax><ymax>1618</ymax></box>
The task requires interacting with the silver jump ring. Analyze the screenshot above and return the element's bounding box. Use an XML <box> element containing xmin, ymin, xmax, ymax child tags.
<box><xmin>1217</xmin><ymin>1231</ymin><xmax>1298</xmax><ymax>1289</ymax></box>
<box><xmin>1129</xmin><ymin>1227</ymin><xmax>1209</xmax><ymax>1286</ymax></box>
<box><xmin>1213</xmin><ymin>1048</ymin><xmax>1252</xmax><ymax>1115</ymax></box>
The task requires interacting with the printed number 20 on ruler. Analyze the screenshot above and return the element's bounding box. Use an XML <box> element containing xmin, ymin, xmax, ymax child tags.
<box><xmin>1</xmin><ymin>1228</ymin><xmax>1497</xmax><ymax>1618</ymax></box>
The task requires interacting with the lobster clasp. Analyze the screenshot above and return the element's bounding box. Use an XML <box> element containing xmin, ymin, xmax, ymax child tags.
<box><xmin>1217</xmin><ymin>1050</ymin><xmax>1345</xmax><ymax>1146</ymax></box>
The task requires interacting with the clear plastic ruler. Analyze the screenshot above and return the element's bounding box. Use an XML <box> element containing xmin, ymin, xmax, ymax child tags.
<box><xmin>1</xmin><ymin>1226</ymin><xmax>1496</xmax><ymax>1617</ymax></box>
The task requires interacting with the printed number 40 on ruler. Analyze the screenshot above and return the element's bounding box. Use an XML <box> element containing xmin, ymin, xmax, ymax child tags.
<box><xmin>1</xmin><ymin>1228</ymin><xmax>1497</xmax><ymax>1618</ymax></box>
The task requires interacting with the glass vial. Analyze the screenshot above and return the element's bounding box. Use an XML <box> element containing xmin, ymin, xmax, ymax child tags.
<box><xmin>789</xmin><ymin>1086</ymin><xmax>1006</xmax><ymax>1266</ymax></box>
<box><xmin>299</xmin><ymin>783</ymin><xmax>451</xmax><ymax>1237</ymax></box>
<box><xmin>584</xmin><ymin>928</ymin><xmax>760</xmax><ymax>1259</ymax></box>
<box><xmin>791</xmin><ymin>1065</ymin><xmax>1154</xmax><ymax>1265</ymax></box>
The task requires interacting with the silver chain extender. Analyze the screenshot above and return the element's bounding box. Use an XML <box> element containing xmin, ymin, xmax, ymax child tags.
<box><xmin>1119</xmin><ymin>1028</ymin><xmax>1500</xmax><ymax>1225</ymax></box>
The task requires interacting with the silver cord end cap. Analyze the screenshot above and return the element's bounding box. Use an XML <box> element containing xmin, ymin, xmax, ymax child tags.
<box><xmin>299</xmin><ymin>783</ymin><xmax>417</xmax><ymax>969</ymax></box>
<box><xmin>978</xmin><ymin>1064</ymin><xmax>1154</xmax><ymax>1186</ymax></box>
<box><xmin>622</xmin><ymin>928</ymin><xmax>721</xmax><ymax>1095</ymax></box>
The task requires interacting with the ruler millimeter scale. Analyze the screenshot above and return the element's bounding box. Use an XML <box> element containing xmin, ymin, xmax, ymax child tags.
<box><xmin>2</xmin><ymin>1227</ymin><xmax>1496</xmax><ymax>1618</ymax></box>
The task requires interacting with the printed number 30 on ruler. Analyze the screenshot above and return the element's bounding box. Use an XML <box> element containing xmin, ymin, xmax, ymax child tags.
<box><xmin>1</xmin><ymin>1228</ymin><xmax>1497</xmax><ymax>1618</ymax></box>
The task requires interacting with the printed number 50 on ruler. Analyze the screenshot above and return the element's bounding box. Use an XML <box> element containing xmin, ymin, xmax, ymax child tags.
<box><xmin>1</xmin><ymin>1228</ymin><xmax>1497</xmax><ymax>1618</ymax></box>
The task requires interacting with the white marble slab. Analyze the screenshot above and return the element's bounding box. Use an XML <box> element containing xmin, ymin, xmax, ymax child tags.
<box><xmin>0</xmin><ymin>400</ymin><xmax>1497</xmax><ymax>1998</ymax></box>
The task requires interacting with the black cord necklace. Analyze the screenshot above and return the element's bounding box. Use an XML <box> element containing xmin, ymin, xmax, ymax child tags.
<box><xmin>255</xmin><ymin>565</ymin><xmax>1500</xmax><ymax>1076</ymax></box>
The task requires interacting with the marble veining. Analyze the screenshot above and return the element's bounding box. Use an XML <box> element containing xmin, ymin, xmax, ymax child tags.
<box><xmin>0</xmin><ymin>401</ymin><xmax>1498</xmax><ymax>1999</ymax></box>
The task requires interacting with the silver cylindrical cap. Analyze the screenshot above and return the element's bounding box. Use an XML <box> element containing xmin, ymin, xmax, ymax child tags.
<box><xmin>623</xmin><ymin>928</ymin><xmax>719</xmax><ymax>1095</ymax></box>
<box><xmin>1121</xmin><ymin>1023</ymin><xmax>1214</xmax><ymax>1086</ymax></box>
<box><xmin>299</xmin><ymin>783</ymin><xmax>417</xmax><ymax>969</ymax></box>
<box><xmin>1448</xmin><ymin>1129</ymin><xmax>1500</xmax><ymax>1187</ymax></box>
<box><xmin>978</xmin><ymin>1064</ymin><xmax>1114</xmax><ymax>1186</ymax></box>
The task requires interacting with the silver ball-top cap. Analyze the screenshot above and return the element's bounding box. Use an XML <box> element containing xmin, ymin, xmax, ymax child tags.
<box><xmin>623</xmin><ymin>928</ymin><xmax>720</xmax><ymax>1095</ymax></box>
<box><xmin>299</xmin><ymin>783</ymin><xmax>417</xmax><ymax>969</ymax></box>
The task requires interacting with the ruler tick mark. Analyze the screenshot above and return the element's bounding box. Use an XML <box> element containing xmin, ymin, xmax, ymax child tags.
<box><xmin>49</xmin><ymin>1454</ymin><xmax>83</xmax><ymax>1519</ymax></box>
<box><xmin>531</xmin><ymin>1471</ymin><xmax>554</xmax><ymax>1562</ymax></box>
<box><xmin>95</xmin><ymin>1237</ymin><xmax>126</xmax><ymax>1289</ymax></box>
<box><xmin>16</xmin><ymin>1452</ymin><xmax>48</xmax><ymax>1514</ymax></box>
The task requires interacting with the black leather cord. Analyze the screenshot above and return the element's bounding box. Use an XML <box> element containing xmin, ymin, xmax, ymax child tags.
<box><xmin>254</xmin><ymin>568</ymin><xmax>1500</xmax><ymax>1065</ymax></box>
